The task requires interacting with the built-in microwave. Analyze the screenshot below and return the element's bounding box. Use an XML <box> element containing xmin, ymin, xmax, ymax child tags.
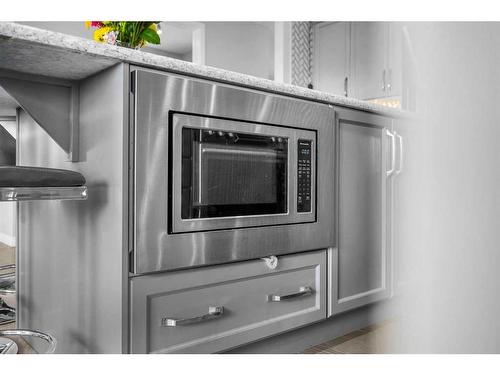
<box><xmin>170</xmin><ymin>113</ymin><xmax>316</xmax><ymax>233</ymax></box>
<box><xmin>131</xmin><ymin>68</ymin><xmax>335</xmax><ymax>274</ymax></box>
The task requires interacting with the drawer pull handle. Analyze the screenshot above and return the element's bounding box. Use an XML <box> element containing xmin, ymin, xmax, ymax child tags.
<box><xmin>267</xmin><ymin>286</ymin><xmax>314</xmax><ymax>302</ymax></box>
<box><xmin>160</xmin><ymin>306</ymin><xmax>225</xmax><ymax>327</ymax></box>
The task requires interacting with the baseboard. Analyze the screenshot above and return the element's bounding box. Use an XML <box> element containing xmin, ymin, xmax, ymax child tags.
<box><xmin>225</xmin><ymin>300</ymin><xmax>395</xmax><ymax>354</ymax></box>
<box><xmin>0</xmin><ymin>232</ymin><xmax>15</xmax><ymax>247</ymax></box>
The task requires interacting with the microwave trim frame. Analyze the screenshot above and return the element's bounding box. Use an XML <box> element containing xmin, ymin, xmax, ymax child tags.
<box><xmin>168</xmin><ymin>111</ymin><xmax>317</xmax><ymax>234</ymax></box>
<box><xmin>131</xmin><ymin>67</ymin><xmax>335</xmax><ymax>274</ymax></box>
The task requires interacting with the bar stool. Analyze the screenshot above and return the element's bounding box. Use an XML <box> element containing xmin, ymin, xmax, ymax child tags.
<box><xmin>0</xmin><ymin>165</ymin><xmax>87</xmax><ymax>354</ymax></box>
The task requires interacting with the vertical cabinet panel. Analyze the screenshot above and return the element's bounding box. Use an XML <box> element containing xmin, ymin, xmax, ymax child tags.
<box><xmin>313</xmin><ymin>22</ymin><xmax>351</xmax><ymax>96</ymax></box>
<box><xmin>338</xmin><ymin>123</ymin><xmax>384</xmax><ymax>298</ymax></box>
<box><xmin>329</xmin><ymin>108</ymin><xmax>393</xmax><ymax>316</ymax></box>
<box><xmin>351</xmin><ymin>22</ymin><xmax>389</xmax><ymax>100</ymax></box>
<box><xmin>392</xmin><ymin>118</ymin><xmax>415</xmax><ymax>295</ymax></box>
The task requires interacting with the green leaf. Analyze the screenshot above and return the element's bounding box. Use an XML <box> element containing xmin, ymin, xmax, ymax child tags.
<box><xmin>140</xmin><ymin>27</ymin><xmax>160</xmax><ymax>45</ymax></box>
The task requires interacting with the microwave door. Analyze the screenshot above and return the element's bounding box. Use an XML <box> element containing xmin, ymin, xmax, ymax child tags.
<box><xmin>196</xmin><ymin>145</ymin><xmax>285</xmax><ymax>218</ymax></box>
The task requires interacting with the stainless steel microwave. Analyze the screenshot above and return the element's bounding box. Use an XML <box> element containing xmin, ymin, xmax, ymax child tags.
<box><xmin>171</xmin><ymin>113</ymin><xmax>316</xmax><ymax>233</ymax></box>
<box><xmin>131</xmin><ymin>67</ymin><xmax>335</xmax><ymax>274</ymax></box>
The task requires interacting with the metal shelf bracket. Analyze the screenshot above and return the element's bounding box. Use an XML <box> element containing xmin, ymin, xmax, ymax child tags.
<box><xmin>0</xmin><ymin>68</ymin><xmax>79</xmax><ymax>162</ymax></box>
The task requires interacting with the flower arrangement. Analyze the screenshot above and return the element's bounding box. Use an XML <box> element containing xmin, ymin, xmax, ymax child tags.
<box><xmin>85</xmin><ymin>21</ymin><xmax>161</xmax><ymax>49</ymax></box>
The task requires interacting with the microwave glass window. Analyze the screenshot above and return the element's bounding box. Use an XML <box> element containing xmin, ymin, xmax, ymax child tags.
<box><xmin>181</xmin><ymin>128</ymin><xmax>288</xmax><ymax>219</ymax></box>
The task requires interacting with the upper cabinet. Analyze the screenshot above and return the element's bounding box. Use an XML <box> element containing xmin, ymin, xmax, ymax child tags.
<box><xmin>387</xmin><ymin>23</ymin><xmax>403</xmax><ymax>99</ymax></box>
<box><xmin>313</xmin><ymin>22</ymin><xmax>402</xmax><ymax>101</ymax></box>
<box><xmin>313</xmin><ymin>22</ymin><xmax>351</xmax><ymax>96</ymax></box>
<box><xmin>351</xmin><ymin>22</ymin><xmax>389</xmax><ymax>99</ymax></box>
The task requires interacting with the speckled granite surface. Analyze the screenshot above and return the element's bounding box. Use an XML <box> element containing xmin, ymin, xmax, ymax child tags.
<box><xmin>0</xmin><ymin>22</ymin><xmax>404</xmax><ymax>117</ymax></box>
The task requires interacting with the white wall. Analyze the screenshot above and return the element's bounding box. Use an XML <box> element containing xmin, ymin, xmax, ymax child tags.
<box><xmin>18</xmin><ymin>22</ymin><xmax>276</xmax><ymax>79</ymax></box>
<box><xmin>17</xmin><ymin>22</ymin><xmax>193</xmax><ymax>61</ymax></box>
<box><xmin>19</xmin><ymin>21</ymin><xmax>94</xmax><ymax>40</ymax></box>
<box><xmin>0</xmin><ymin>202</ymin><xmax>16</xmax><ymax>247</ymax></box>
<box><xmin>394</xmin><ymin>22</ymin><xmax>500</xmax><ymax>353</ymax></box>
<box><xmin>0</xmin><ymin>119</ymin><xmax>16</xmax><ymax>137</ymax></box>
<box><xmin>0</xmin><ymin>119</ymin><xmax>16</xmax><ymax>247</ymax></box>
<box><xmin>204</xmin><ymin>22</ymin><xmax>275</xmax><ymax>80</ymax></box>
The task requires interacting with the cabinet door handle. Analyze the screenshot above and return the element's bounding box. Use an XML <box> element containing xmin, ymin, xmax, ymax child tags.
<box><xmin>382</xmin><ymin>69</ymin><xmax>386</xmax><ymax>91</ymax></box>
<box><xmin>344</xmin><ymin>77</ymin><xmax>348</xmax><ymax>97</ymax></box>
<box><xmin>387</xmin><ymin>68</ymin><xmax>392</xmax><ymax>91</ymax></box>
<box><xmin>386</xmin><ymin>129</ymin><xmax>396</xmax><ymax>177</ymax></box>
<box><xmin>267</xmin><ymin>286</ymin><xmax>314</xmax><ymax>302</ymax></box>
<box><xmin>395</xmin><ymin>133</ymin><xmax>403</xmax><ymax>175</ymax></box>
<box><xmin>161</xmin><ymin>306</ymin><xmax>225</xmax><ymax>327</ymax></box>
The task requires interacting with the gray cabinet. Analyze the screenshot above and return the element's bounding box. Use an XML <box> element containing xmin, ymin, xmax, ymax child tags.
<box><xmin>130</xmin><ymin>250</ymin><xmax>327</xmax><ymax>353</ymax></box>
<box><xmin>329</xmin><ymin>108</ymin><xmax>394</xmax><ymax>316</ymax></box>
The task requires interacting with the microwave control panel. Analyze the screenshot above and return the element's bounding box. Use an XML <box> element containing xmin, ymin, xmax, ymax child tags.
<box><xmin>297</xmin><ymin>139</ymin><xmax>312</xmax><ymax>213</ymax></box>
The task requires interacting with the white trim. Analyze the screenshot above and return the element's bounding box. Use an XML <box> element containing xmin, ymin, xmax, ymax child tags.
<box><xmin>0</xmin><ymin>232</ymin><xmax>15</xmax><ymax>247</ymax></box>
<box><xmin>274</xmin><ymin>22</ymin><xmax>292</xmax><ymax>84</ymax></box>
<box><xmin>192</xmin><ymin>23</ymin><xmax>206</xmax><ymax>65</ymax></box>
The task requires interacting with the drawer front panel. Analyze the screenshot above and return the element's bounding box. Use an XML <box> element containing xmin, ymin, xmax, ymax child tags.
<box><xmin>130</xmin><ymin>250</ymin><xmax>326</xmax><ymax>353</ymax></box>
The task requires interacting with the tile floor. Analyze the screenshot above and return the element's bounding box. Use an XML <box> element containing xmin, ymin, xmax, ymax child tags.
<box><xmin>0</xmin><ymin>241</ymin><xmax>14</xmax><ymax>268</ymax></box>
<box><xmin>303</xmin><ymin>321</ymin><xmax>395</xmax><ymax>354</ymax></box>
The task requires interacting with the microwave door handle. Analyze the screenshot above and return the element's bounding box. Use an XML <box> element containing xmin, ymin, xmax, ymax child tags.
<box><xmin>201</xmin><ymin>147</ymin><xmax>278</xmax><ymax>158</ymax></box>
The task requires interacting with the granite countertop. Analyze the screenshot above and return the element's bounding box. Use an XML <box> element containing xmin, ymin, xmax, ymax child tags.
<box><xmin>0</xmin><ymin>22</ymin><xmax>405</xmax><ymax>117</ymax></box>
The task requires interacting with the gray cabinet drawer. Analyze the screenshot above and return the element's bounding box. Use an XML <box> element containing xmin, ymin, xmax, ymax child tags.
<box><xmin>130</xmin><ymin>250</ymin><xmax>326</xmax><ymax>353</ymax></box>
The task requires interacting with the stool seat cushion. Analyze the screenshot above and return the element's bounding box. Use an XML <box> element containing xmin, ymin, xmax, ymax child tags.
<box><xmin>0</xmin><ymin>166</ymin><xmax>86</xmax><ymax>188</ymax></box>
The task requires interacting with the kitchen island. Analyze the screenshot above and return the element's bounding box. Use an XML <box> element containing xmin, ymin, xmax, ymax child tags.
<box><xmin>0</xmin><ymin>22</ymin><xmax>407</xmax><ymax>353</ymax></box>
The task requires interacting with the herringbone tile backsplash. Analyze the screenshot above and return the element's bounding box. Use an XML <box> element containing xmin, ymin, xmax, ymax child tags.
<box><xmin>291</xmin><ymin>22</ymin><xmax>314</xmax><ymax>88</ymax></box>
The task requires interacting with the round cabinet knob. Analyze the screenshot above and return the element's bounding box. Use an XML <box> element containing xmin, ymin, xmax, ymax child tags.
<box><xmin>262</xmin><ymin>256</ymin><xmax>279</xmax><ymax>270</ymax></box>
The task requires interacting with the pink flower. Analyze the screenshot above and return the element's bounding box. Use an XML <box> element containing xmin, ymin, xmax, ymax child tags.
<box><xmin>91</xmin><ymin>21</ymin><xmax>104</xmax><ymax>28</ymax></box>
<box><xmin>103</xmin><ymin>30</ymin><xmax>119</xmax><ymax>45</ymax></box>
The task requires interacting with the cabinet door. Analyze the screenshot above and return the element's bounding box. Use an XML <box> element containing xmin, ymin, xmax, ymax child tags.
<box><xmin>387</xmin><ymin>22</ymin><xmax>403</xmax><ymax>97</ymax></box>
<box><xmin>329</xmin><ymin>108</ymin><xmax>393</xmax><ymax>316</ymax></box>
<box><xmin>351</xmin><ymin>22</ymin><xmax>389</xmax><ymax>100</ymax></box>
<box><xmin>313</xmin><ymin>22</ymin><xmax>351</xmax><ymax>96</ymax></box>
